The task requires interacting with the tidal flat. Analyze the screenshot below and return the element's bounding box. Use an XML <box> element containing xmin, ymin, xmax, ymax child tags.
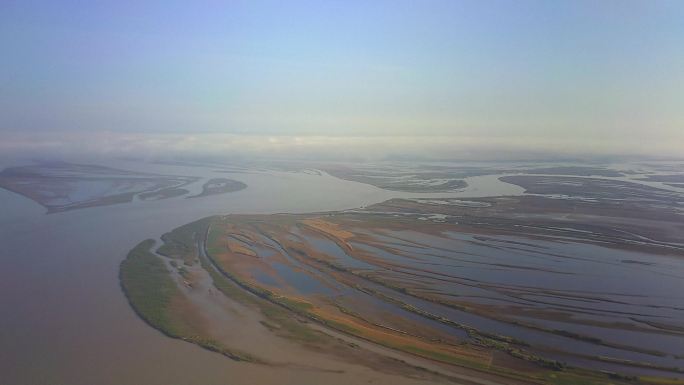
<box><xmin>122</xmin><ymin>170</ymin><xmax>684</xmax><ymax>384</ymax></box>
<box><xmin>0</xmin><ymin>161</ymin><xmax>201</xmax><ymax>212</ymax></box>
<box><xmin>3</xmin><ymin>159</ymin><xmax>684</xmax><ymax>385</ymax></box>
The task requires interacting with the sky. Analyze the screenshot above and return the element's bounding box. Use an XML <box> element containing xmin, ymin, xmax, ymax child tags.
<box><xmin>1</xmin><ymin>0</ymin><xmax>683</xmax><ymax>160</ymax></box>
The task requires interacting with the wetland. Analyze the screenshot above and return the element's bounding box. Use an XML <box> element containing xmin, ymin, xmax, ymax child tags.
<box><xmin>2</xmin><ymin>159</ymin><xmax>684</xmax><ymax>385</ymax></box>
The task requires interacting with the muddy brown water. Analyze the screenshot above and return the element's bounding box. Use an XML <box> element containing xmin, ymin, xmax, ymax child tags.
<box><xmin>0</xmin><ymin>162</ymin><xmax>402</xmax><ymax>385</ymax></box>
<box><xmin>3</xmin><ymin>161</ymin><xmax>525</xmax><ymax>385</ymax></box>
<box><xmin>1</xmin><ymin>160</ymin><xmax>682</xmax><ymax>384</ymax></box>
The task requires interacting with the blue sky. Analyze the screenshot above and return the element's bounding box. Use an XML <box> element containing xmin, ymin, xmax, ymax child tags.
<box><xmin>1</xmin><ymin>1</ymin><xmax>682</xmax><ymax>158</ymax></box>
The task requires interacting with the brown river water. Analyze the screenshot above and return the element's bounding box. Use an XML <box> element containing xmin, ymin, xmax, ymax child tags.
<box><xmin>2</xmin><ymin>160</ymin><xmax>681</xmax><ymax>384</ymax></box>
<box><xmin>2</xmin><ymin>161</ymin><xmax>522</xmax><ymax>385</ymax></box>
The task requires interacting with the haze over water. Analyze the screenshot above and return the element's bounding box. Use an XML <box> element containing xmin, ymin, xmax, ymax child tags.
<box><xmin>2</xmin><ymin>2</ymin><xmax>684</xmax><ymax>385</ymax></box>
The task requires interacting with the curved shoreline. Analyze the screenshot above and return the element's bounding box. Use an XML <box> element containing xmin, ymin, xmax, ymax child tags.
<box><xmin>119</xmin><ymin>198</ymin><xmax>684</xmax><ymax>384</ymax></box>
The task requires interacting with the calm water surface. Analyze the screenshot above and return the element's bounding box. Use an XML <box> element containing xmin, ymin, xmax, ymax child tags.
<box><xmin>0</xmin><ymin>161</ymin><xmax>403</xmax><ymax>385</ymax></box>
<box><xmin>3</xmin><ymin>160</ymin><xmax>676</xmax><ymax>384</ymax></box>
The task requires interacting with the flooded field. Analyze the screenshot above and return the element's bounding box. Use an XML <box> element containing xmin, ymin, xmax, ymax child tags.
<box><xmin>172</xmin><ymin>192</ymin><xmax>683</xmax><ymax>380</ymax></box>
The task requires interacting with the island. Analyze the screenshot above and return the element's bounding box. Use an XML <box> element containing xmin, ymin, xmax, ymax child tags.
<box><xmin>121</xmin><ymin>179</ymin><xmax>684</xmax><ymax>385</ymax></box>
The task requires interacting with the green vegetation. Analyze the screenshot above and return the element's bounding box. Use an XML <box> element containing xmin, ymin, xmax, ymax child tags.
<box><xmin>120</xmin><ymin>239</ymin><xmax>181</xmax><ymax>335</ymax></box>
<box><xmin>639</xmin><ymin>377</ymin><xmax>684</xmax><ymax>385</ymax></box>
<box><xmin>206</xmin><ymin>222</ymin><xmax>227</xmax><ymax>256</ymax></box>
<box><xmin>156</xmin><ymin>217</ymin><xmax>214</xmax><ymax>263</ymax></box>
<box><xmin>120</xmin><ymin>238</ymin><xmax>256</xmax><ymax>362</ymax></box>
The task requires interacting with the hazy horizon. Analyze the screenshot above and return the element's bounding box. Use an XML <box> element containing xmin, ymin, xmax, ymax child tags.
<box><xmin>2</xmin><ymin>1</ymin><xmax>683</xmax><ymax>161</ymax></box>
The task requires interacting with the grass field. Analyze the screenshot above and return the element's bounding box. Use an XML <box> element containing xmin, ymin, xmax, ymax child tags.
<box><xmin>120</xmin><ymin>239</ymin><xmax>182</xmax><ymax>336</ymax></box>
<box><xmin>120</xmin><ymin>238</ymin><xmax>255</xmax><ymax>361</ymax></box>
